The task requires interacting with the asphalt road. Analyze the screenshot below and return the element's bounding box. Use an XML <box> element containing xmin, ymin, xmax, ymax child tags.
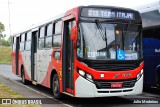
<box><xmin>0</xmin><ymin>64</ymin><xmax>160</xmax><ymax>107</ymax></box>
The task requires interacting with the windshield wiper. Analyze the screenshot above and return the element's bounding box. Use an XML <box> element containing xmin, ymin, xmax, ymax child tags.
<box><xmin>95</xmin><ymin>19</ymin><xmax>109</xmax><ymax>58</ymax></box>
<box><xmin>95</xmin><ymin>19</ymin><xmax>107</xmax><ymax>41</ymax></box>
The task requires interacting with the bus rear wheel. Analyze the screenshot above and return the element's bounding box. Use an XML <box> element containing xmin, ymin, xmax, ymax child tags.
<box><xmin>52</xmin><ymin>74</ymin><xmax>61</xmax><ymax>99</ymax></box>
<box><xmin>21</xmin><ymin>67</ymin><xmax>28</xmax><ymax>85</ymax></box>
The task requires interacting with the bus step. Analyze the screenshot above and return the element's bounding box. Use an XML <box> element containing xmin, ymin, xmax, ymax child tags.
<box><xmin>62</xmin><ymin>92</ymin><xmax>74</xmax><ymax>97</ymax></box>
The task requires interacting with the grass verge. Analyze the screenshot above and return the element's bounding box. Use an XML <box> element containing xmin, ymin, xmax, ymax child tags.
<box><xmin>0</xmin><ymin>82</ymin><xmax>40</xmax><ymax>107</ymax></box>
<box><xmin>0</xmin><ymin>46</ymin><xmax>11</xmax><ymax>64</ymax></box>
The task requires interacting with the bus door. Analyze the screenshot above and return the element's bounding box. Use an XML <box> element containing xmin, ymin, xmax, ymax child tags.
<box><xmin>31</xmin><ymin>30</ymin><xmax>38</xmax><ymax>81</ymax></box>
<box><xmin>62</xmin><ymin>18</ymin><xmax>75</xmax><ymax>94</ymax></box>
<box><xmin>15</xmin><ymin>36</ymin><xmax>20</xmax><ymax>75</ymax></box>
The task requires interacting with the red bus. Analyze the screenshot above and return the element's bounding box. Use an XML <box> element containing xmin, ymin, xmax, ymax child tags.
<box><xmin>11</xmin><ymin>5</ymin><xmax>144</xmax><ymax>99</ymax></box>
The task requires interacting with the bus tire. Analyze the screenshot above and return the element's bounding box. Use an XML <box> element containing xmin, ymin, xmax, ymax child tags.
<box><xmin>52</xmin><ymin>74</ymin><xmax>62</xmax><ymax>99</ymax></box>
<box><xmin>21</xmin><ymin>67</ymin><xmax>28</xmax><ymax>85</ymax></box>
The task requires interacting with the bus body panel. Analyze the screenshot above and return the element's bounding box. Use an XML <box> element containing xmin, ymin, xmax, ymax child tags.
<box><xmin>11</xmin><ymin>51</ymin><xmax>16</xmax><ymax>74</ymax></box>
<box><xmin>36</xmin><ymin>49</ymin><xmax>58</xmax><ymax>87</ymax></box>
<box><xmin>75</xmin><ymin>59</ymin><xmax>144</xmax><ymax>80</ymax></box>
<box><xmin>143</xmin><ymin>38</ymin><xmax>160</xmax><ymax>86</ymax></box>
<box><xmin>22</xmin><ymin>51</ymin><xmax>31</xmax><ymax>79</ymax></box>
<box><xmin>19</xmin><ymin>52</ymin><xmax>30</xmax><ymax>80</ymax></box>
<box><xmin>75</xmin><ymin>75</ymin><xmax>143</xmax><ymax>97</ymax></box>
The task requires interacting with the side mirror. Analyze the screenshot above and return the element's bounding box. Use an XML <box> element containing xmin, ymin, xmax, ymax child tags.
<box><xmin>71</xmin><ymin>24</ymin><xmax>77</xmax><ymax>41</ymax></box>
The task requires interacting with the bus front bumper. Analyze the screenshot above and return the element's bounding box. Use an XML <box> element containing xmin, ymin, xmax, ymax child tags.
<box><xmin>75</xmin><ymin>75</ymin><xmax>143</xmax><ymax>97</ymax></box>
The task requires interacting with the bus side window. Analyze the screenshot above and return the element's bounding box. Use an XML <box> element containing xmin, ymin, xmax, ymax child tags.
<box><xmin>26</xmin><ymin>31</ymin><xmax>31</xmax><ymax>41</ymax></box>
<box><xmin>12</xmin><ymin>37</ymin><xmax>16</xmax><ymax>51</ymax></box>
<box><xmin>53</xmin><ymin>20</ymin><xmax>62</xmax><ymax>47</ymax></box>
<box><xmin>45</xmin><ymin>23</ymin><xmax>53</xmax><ymax>48</ymax></box>
<box><xmin>20</xmin><ymin>34</ymin><xmax>25</xmax><ymax>51</ymax></box>
<box><xmin>21</xmin><ymin>33</ymin><xmax>25</xmax><ymax>42</ymax></box>
<box><xmin>25</xmin><ymin>31</ymin><xmax>31</xmax><ymax>51</ymax></box>
<box><xmin>38</xmin><ymin>26</ymin><xmax>45</xmax><ymax>49</ymax></box>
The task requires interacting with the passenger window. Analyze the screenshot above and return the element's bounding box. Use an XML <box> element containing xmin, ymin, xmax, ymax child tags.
<box><xmin>38</xmin><ymin>38</ymin><xmax>45</xmax><ymax>49</ymax></box>
<box><xmin>55</xmin><ymin>21</ymin><xmax>62</xmax><ymax>34</ymax></box>
<box><xmin>53</xmin><ymin>35</ymin><xmax>61</xmax><ymax>47</ymax></box>
<box><xmin>21</xmin><ymin>34</ymin><xmax>25</xmax><ymax>42</ymax></box>
<box><xmin>20</xmin><ymin>34</ymin><xmax>25</xmax><ymax>51</ymax></box>
<box><xmin>53</xmin><ymin>20</ymin><xmax>62</xmax><ymax>47</ymax></box>
<box><xmin>25</xmin><ymin>32</ymin><xmax>31</xmax><ymax>51</ymax></box>
<box><xmin>20</xmin><ymin>42</ymin><xmax>24</xmax><ymax>51</ymax></box>
<box><xmin>38</xmin><ymin>26</ymin><xmax>45</xmax><ymax>49</ymax></box>
<box><xmin>40</xmin><ymin>27</ymin><xmax>45</xmax><ymax>38</ymax></box>
<box><xmin>27</xmin><ymin>31</ymin><xmax>31</xmax><ymax>40</ymax></box>
<box><xmin>12</xmin><ymin>44</ymin><xmax>16</xmax><ymax>51</ymax></box>
<box><xmin>45</xmin><ymin>23</ymin><xmax>53</xmax><ymax>48</ymax></box>
<box><xmin>12</xmin><ymin>37</ymin><xmax>16</xmax><ymax>51</ymax></box>
<box><xmin>47</xmin><ymin>23</ymin><xmax>53</xmax><ymax>36</ymax></box>
<box><xmin>25</xmin><ymin>41</ymin><xmax>31</xmax><ymax>50</ymax></box>
<box><xmin>46</xmin><ymin>36</ymin><xmax>52</xmax><ymax>48</ymax></box>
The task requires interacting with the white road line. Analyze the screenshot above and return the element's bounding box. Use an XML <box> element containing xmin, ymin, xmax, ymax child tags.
<box><xmin>0</xmin><ymin>68</ymin><xmax>12</xmax><ymax>70</ymax></box>
<box><xmin>0</xmin><ymin>71</ymin><xmax>73</xmax><ymax>107</ymax></box>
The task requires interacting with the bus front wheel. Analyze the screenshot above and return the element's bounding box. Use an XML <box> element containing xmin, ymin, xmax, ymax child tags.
<box><xmin>52</xmin><ymin>74</ymin><xmax>61</xmax><ymax>99</ymax></box>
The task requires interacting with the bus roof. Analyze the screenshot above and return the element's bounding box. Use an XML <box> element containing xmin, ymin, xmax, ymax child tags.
<box><xmin>134</xmin><ymin>0</ymin><xmax>160</xmax><ymax>29</ymax></box>
<box><xmin>135</xmin><ymin>1</ymin><xmax>160</xmax><ymax>13</ymax></box>
<box><xmin>12</xmin><ymin>5</ymin><xmax>140</xmax><ymax>37</ymax></box>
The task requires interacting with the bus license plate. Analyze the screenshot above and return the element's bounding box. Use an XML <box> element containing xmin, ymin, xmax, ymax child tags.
<box><xmin>111</xmin><ymin>82</ymin><xmax>123</xmax><ymax>88</ymax></box>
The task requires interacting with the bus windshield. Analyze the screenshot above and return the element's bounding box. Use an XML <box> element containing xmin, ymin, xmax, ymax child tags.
<box><xmin>77</xmin><ymin>22</ymin><xmax>141</xmax><ymax>60</ymax></box>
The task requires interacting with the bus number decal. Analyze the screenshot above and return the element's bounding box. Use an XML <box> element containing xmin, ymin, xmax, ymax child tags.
<box><xmin>88</xmin><ymin>10</ymin><xmax>99</xmax><ymax>17</ymax></box>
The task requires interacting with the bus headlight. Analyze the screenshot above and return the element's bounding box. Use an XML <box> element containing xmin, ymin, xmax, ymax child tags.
<box><xmin>86</xmin><ymin>73</ymin><xmax>93</xmax><ymax>82</ymax></box>
<box><xmin>78</xmin><ymin>70</ymin><xmax>85</xmax><ymax>76</ymax></box>
<box><xmin>137</xmin><ymin>69</ymin><xmax>143</xmax><ymax>81</ymax></box>
<box><xmin>78</xmin><ymin>70</ymin><xmax>93</xmax><ymax>82</ymax></box>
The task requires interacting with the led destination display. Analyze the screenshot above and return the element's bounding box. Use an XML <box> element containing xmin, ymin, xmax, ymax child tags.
<box><xmin>81</xmin><ymin>8</ymin><xmax>135</xmax><ymax>20</ymax></box>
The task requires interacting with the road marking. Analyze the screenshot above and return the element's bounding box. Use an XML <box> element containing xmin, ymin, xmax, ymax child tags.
<box><xmin>0</xmin><ymin>68</ymin><xmax>12</xmax><ymax>70</ymax></box>
<box><xmin>0</xmin><ymin>74</ymin><xmax>73</xmax><ymax>107</ymax></box>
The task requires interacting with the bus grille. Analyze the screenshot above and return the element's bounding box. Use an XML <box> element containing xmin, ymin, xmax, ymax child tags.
<box><xmin>94</xmin><ymin>79</ymin><xmax>136</xmax><ymax>89</ymax></box>
<box><xmin>88</xmin><ymin>62</ymin><xmax>139</xmax><ymax>71</ymax></box>
<box><xmin>79</xmin><ymin>58</ymin><xmax>142</xmax><ymax>71</ymax></box>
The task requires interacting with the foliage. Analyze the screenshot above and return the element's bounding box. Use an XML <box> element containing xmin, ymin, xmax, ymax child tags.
<box><xmin>1</xmin><ymin>39</ymin><xmax>11</xmax><ymax>46</ymax></box>
<box><xmin>0</xmin><ymin>22</ymin><xmax>5</xmax><ymax>33</ymax></box>
<box><xmin>0</xmin><ymin>22</ymin><xmax>5</xmax><ymax>46</ymax></box>
<box><xmin>7</xmin><ymin>36</ymin><xmax>12</xmax><ymax>43</ymax></box>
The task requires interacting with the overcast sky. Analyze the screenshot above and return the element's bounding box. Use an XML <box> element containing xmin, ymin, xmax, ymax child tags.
<box><xmin>0</xmin><ymin>0</ymin><xmax>158</xmax><ymax>38</ymax></box>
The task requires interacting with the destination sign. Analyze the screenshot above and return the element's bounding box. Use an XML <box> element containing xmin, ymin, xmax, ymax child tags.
<box><xmin>81</xmin><ymin>8</ymin><xmax>135</xmax><ymax>20</ymax></box>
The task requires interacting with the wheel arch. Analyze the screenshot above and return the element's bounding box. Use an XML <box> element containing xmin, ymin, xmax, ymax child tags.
<box><xmin>156</xmin><ymin>65</ymin><xmax>160</xmax><ymax>86</ymax></box>
<box><xmin>50</xmin><ymin>69</ymin><xmax>58</xmax><ymax>88</ymax></box>
<box><xmin>156</xmin><ymin>65</ymin><xmax>160</xmax><ymax>71</ymax></box>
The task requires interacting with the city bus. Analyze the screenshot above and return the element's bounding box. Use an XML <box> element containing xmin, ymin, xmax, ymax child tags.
<box><xmin>136</xmin><ymin>1</ymin><xmax>160</xmax><ymax>87</ymax></box>
<box><xmin>11</xmin><ymin>5</ymin><xmax>144</xmax><ymax>99</ymax></box>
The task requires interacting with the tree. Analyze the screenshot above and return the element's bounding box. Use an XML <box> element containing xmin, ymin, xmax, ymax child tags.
<box><xmin>1</xmin><ymin>39</ymin><xmax>10</xmax><ymax>46</ymax></box>
<box><xmin>0</xmin><ymin>22</ymin><xmax>5</xmax><ymax>46</ymax></box>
